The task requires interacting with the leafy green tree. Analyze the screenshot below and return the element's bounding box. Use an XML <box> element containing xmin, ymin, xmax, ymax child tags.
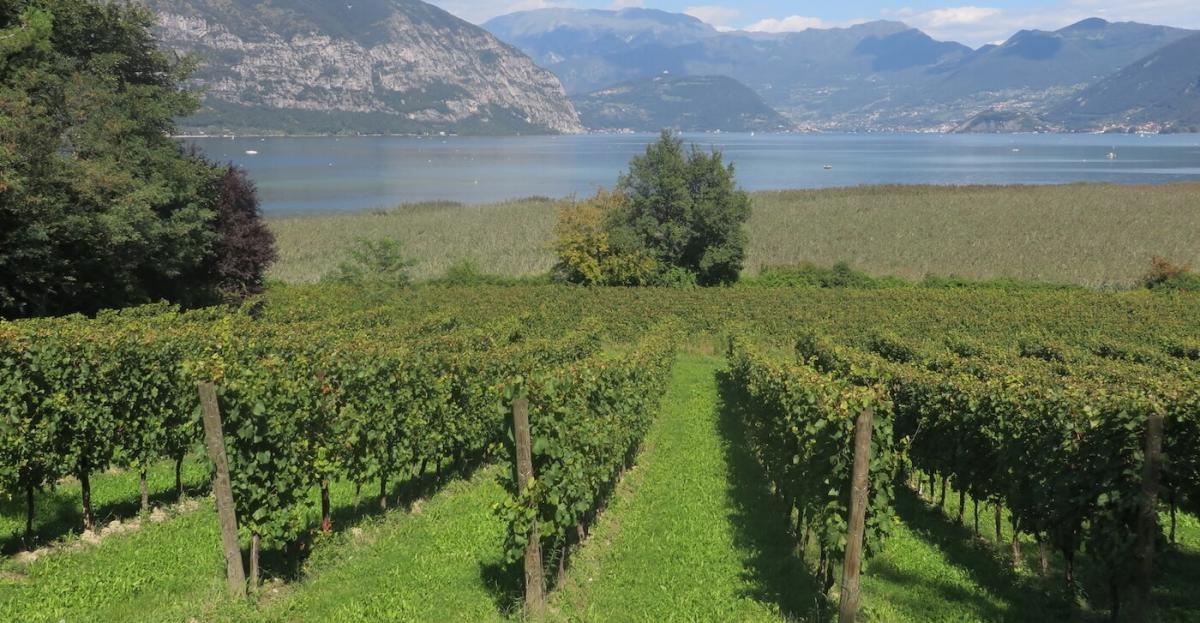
<box><xmin>616</xmin><ymin>130</ymin><xmax>751</xmax><ymax>285</ymax></box>
<box><xmin>0</xmin><ymin>1</ymin><xmax>274</xmax><ymax>318</ymax></box>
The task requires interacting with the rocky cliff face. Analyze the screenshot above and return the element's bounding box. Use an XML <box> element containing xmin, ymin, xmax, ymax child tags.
<box><xmin>150</xmin><ymin>0</ymin><xmax>582</xmax><ymax>135</ymax></box>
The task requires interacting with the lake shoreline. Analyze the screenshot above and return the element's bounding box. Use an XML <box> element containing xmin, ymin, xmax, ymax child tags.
<box><xmin>187</xmin><ymin>133</ymin><xmax>1200</xmax><ymax>212</ymax></box>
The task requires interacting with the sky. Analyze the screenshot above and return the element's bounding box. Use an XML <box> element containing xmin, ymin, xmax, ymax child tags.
<box><xmin>432</xmin><ymin>0</ymin><xmax>1200</xmax><ymax>47</ymax></box>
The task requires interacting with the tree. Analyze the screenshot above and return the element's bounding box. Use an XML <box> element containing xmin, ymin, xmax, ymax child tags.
<box><xmin>616</xmin><ymin>130</ymin><xmax>751</xmax><ymax>285</ymax></box>
<box><xmin>208</xmin><ymin>166</ymin><xmax>277</xmax><ymax>301</ymax></box>
<box><xmin>0</xmin><ymin>1</ymin><xmax>273</xmax><ymax>318</ymax></box>
<box><xmin>552</xmin><ymin>189</ymin><xmax>657</xmax><ymax>286</ymax></box>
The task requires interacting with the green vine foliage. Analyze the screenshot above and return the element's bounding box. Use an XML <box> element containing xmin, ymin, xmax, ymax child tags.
<box><xmin>0</xmin><ymin>324</ymin><xmax>62</xmax><ymax>515</ymax></box>
<box><xmin>497</xmin><ymin>323</ymin><xmax>677</xmax><ymax>564</ymax></box>
<box><xmin>0</xmin><ymin>311</ymin><xmax>209</xmax><ymax>531</ymax></box>
<box><xmin>727</xmin><ymin>335</ymin><xmax>897</xmax><ymax>566</ymax></box>
<box><xmin>0</xmin><ymin>302</ymin><xmax>603</xmax><ymax>549</ymax></box>
<box><xmin>181</xmin><ymin>315</ymin><xmax>605</xmax><ymax>549</ymax></box>
<box><xmin>795</xmin><ymin>329</ymin><xmax>1200</xmax><ymax>601</ymax></box>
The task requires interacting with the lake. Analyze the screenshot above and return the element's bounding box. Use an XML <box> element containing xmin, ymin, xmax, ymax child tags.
<box><xmin>186</xmin><ymin>133</ymin><xmax>1200</xmax><ymax>213</ymax></box>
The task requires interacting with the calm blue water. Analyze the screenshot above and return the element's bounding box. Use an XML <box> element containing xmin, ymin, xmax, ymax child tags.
<box><xmin>186</xmin><ymin>133</ymin><xmax>1200</xmax><ymax>213</ymax></box>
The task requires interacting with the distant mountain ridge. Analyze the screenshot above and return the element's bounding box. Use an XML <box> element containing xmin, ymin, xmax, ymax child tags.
<box><xmin>1049</xmin><ymin>32</ymin><xmax>1200</xmax><ymax>132</ymax></box>
<box><xmin>149</xmin><ymin>0</ymin><xmax>582</xmax><ymax>135</ymax></box>
<box><xmin>484</xmin><ymin>8</ymin><xmax>723</xmax><ymax>95</ymax></box>
<box><xmin>930</xmin><ymin>19</ymin><xmax>1191</xmax><ymax>96</ymax></box>
<box><xmin>486</xmin><ymin>9</ymin><xmax>1197</xmax><ymax>131</ymax></box>
<box><xmin>574</xmin><ymin>75</ymin><xmax>793</xmax><ymax>132</ymax></box>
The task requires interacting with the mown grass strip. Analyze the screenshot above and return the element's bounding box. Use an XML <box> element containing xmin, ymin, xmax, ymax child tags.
<box><xmin>1</xmin><ymin>462</ymin><xmax>513</xmax><ymax>622</ymax></box>
<box><xmin>0</xmin><ymin>497</ymin><xmax>227</xmax><ymax>623</ymax></box>
<box><xmin>0</xmin><ymin>455</ymin><xmax>210</xmax><ymax>555</ymax></box>
<box><xmin>865</xmin><ymin>480</ymin><xmax>1200</xmax><ymax>622</ymax></box>
<box><xmin>550</xmin><ymin>354</ymin><xmax>810</xmax><ymax>622</ymax></box>
<box><xmin>257</xmin><ymin>464</ymin><xmax>511</xmax><ymax>623</ymax></box>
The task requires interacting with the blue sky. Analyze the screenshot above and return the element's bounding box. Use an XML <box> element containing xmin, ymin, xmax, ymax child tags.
<box><xmin>434</xmin><ymin>0</ymin><xmax>1200</xmax><ymax>47</ymax></box>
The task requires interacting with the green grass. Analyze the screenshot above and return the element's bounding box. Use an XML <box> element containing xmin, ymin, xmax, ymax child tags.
<box><xmin>860</xmin><ymin>489</ymin><xmax>1064</xmax><ymax>622</ymax></box>
<box><xmin>268</xmin><ymin>198</ymin><xmax>559</xmax><ymax>283</ymax></box>
<box><xmin>0</xmin><ymin>458</ymin><xmax>515</xmax><ymax>622</ymax></box>
<box><xmin>267</xmin><ymin>183</ymin><xmax>1200</xmax><ymax>287</ymax></box>
<box><xmin>254</xmin><ymin>465</ymin><xmax>512</xmax><ymax>623</ymax></box>
<box><xmin>870</xmin><ymin>479</ymin><xmax>1200</xmax><ymax>623</ymax></box>
<box><xmin>0</xmin><ymin>455</ymin><xmax>211</xmax><ymax>555</ymax></box>
<box><xmin>0</xmin><ymin>495</ymin><xmax>228</xmax><ymax>623</ymax></box>
<box><xmin>550</xmin><ymin>354</ymin><xmax>816</xmax><ymax>622</ymax></box>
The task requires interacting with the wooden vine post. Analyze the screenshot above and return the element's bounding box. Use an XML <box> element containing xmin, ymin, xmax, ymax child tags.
<box><xmin>1130</xmin><ymin>410</ymin><xmax>1164</xmax><ymax>623</ymax></box>
<box><xmin>839</xmin><ymin>406</ymin><xmax>875</xmax><ymax>623</ymax></box>
<box><xmin>513</xmin><ymin>397</ymin><xmax>545</xmax><ymax>615</ymax></box>
<box><xmin>199</xmin><ymin>382</ymin><xmax>247</xmax><ymax>599</ymax></box>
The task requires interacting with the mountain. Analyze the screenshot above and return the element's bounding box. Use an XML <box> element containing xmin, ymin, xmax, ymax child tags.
<box><xmin>486</xmin><ymin>10</ymin><xmax>1195</xmax><ymax>131</ymax></box>
<box><xmin>1048</xmin><ymin>32</ymin><xmax>1200</xmax><ymax>132</ymax></box>
<box><xmin>952</xmin><ymin>109</ymin><xmax>1056</xmax><ymax>133</ymax></box>
<box><xmin>487</xmin><ymin>11</ymin><xmax>971</xmax><ymax>128</ymax></box>
<box><xmin>930</xmin><ymin>19</ymin><xmax>1193</xmax><ymax>97</ymax></box>
<box><xmin>883</xmin><ymin>19</ymin><xmax>1196</xmax><ymax>130</ymax></box>
<box><xmin>484</xmin><ymin>8</ymin><xmax>721</xmax><ymax>94</ymax></box>
<box><xmin>148</xmin><ymin>0</ymin><xmax>582</xmax><ymax>135</ymax></box>
<box><xmin>574</xmin><ymin>75</ymin><xmax>793</xmax><ymax>132</ymax></box>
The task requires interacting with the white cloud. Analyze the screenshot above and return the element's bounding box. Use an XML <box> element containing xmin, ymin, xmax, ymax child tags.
<box><xmin>884</xmin><ymin>6</ymin><xmax>1087</xmax><ymax>46</ymax></box>
<box><xmin>884</xmin><ymin>0</ymin><xmax>1200</xmax><ymax>47</ymax></box>
<box><xmin>684</xmin><ymin>6</ymin><xmax>741</xmax><ymax>29</ymax></box>
<box><xmin>610</xmin><ymin>0</ymin><xmax>643</xmax><ymax>9</ymax></box>
<box><xmin>916</xmin><ymin>6</ymin><xmax>1002</xmax><ymax>27</ymax></box>
<box><xmin>433</xmin><ymin>0</ymin><xmax>575</xmax><ymax>24</ymax></box>
<box><xmin>745</xmin><ymin>15</ymin><xmax>826</xmax><ymax>33</ymax></box>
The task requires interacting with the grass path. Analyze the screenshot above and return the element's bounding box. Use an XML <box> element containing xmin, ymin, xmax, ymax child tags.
<box><xmin>0</xmin><ymin>455</ymin><xmax>211</xmax><ymax>555</ymax></box>
<box><xmin>0</xmin><ymin>463</ymin><xmax>514</xmax><ymax>623</ymax></box>
<box><xmin>253</xmin><ymin>465</ymin><xmax>512</xmax><ymax>623</ymax></box>
<box><xmin>0</xmin><ymin>494</ymin><xmax>228</xmax><ymax>622</ymax></box>
<box><xmin>550</xmin><ymin>353</ymin><xmax>814</xmax><ymax>622</ymax></box>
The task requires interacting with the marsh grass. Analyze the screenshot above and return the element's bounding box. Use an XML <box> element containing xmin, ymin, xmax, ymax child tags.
<box><xmin>268</xmin><ymin>184</ymin><xmax>1200</xmax><ymax>287</ymax></box>
<box><xmin>747</xmin><ymin>184</ymin><xmax>1200</xmax><ymax>288</ymax></box>
<box><xmin>268</xmin><ymin>198</ymin><xmax>560</xmax><ymax>283</ymax></box>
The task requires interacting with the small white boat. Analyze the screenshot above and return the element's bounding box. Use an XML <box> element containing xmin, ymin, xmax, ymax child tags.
<box><xmin>245</xmin><ymin>150</ymin><xmax>259</xmax><ymax>155</ymax></box>
<box><xmin>1107</xmin><ymin>152</ymin><xmax>1117</xmax><ymax>160</ymax></box>
<box><xmin>823</xmin><ymin>164</ymin><xmax>833</xmax><ymax>170</ymax></box>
